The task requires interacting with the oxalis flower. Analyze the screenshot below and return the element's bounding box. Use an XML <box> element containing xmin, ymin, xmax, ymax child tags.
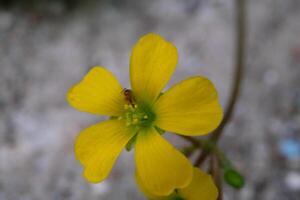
<box><xmin>137</xmin><ymin>167</ymin><xmax>218</xmax><ymax>200</ymax></box>
<box><xmin>67</xmin><ymin>33</ymin><xmax>223</xmax><ymax>196</ymax></box>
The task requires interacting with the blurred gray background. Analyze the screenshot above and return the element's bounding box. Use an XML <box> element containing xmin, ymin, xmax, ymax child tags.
<box><xmin>0</xmin><ymin>0</ymin><xmax>300</xmax><ymax>199</ymax></box>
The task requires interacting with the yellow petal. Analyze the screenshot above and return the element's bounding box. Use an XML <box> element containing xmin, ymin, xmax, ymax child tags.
<box><xmin>154</xmin><ymin>76</ymin><xmax>223</xmax><ymax>136</ymax></box>
<box><xmin>67</xmin><ymin>66</ymin><xmax>126</xmax><ymax>116</ymax></box>
<box><xmin>136</xmin><ymin>167</ymin><xmax>218</xmax><ymax>200</ymax></box>
<box><xmin>75</xmin><ymin>120</ymin><xmax>136</xmax><ymax>183</ymax></box>
<box><xmin>135</xmin><ymin>127</ymin><xmax>193</xmax><ymax>196</ymax></box>
<box><xmin>179</xmin><ymin>167</ymin><xmax>218</xmax><ymax>200</ymax></box>
<box><xmin>130</xmin><ymin>33</ymin><xmax>178</xmax><ymax>105</ymax></box>
<box><xmin>136</xmin><ymin>172</ymin><xmax>169</xmax><ymax>200</ymax></box>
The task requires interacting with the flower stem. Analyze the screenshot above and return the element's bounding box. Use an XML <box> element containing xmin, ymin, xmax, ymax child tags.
<box><xmin>195</xmin><ymin>0</ymin><xmax>247</xmax><ymax>166</ymax></box>
<box><xmin>178</xmin><ymin>0</ymin><xmax>246</xmax><ymax>198</ymax></box>
<box><xmin>178</xmin><ymin>135</ymin><xmax>203</xmax><ymax>148</ymax></box>
<box><xmin>209</xmin><ymin>154</ymin><xmax>223</xmax><ymax>200</ymax></box>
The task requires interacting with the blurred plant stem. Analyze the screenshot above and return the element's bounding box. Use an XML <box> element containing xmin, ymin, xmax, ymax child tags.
<box><xmin>193</xmin><ymin>0</ymin><xmax>246</xmax><ymax>168</ymax></box>
<box><xmin>210</xmin><ymin>155</ymin><xmax>223</xmax><ymax>200</ymax></box>
<box><xmin>180</xmin><ymin>0</ymin><xmax>246</xmax><ymax>198</ymax></box>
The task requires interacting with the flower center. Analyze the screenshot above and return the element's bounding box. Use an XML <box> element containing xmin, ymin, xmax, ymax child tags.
<box><xmin>119</xmin><ymin>103</ymin><xmax>156</xmax><ymax>128</ymax></box>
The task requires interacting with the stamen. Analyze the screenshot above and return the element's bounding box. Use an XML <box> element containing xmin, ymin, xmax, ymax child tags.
<box><xmin>126</xmin><ymin>121</ymin><xmax>131</xmax><ymax>126</ymax></box>
<box><xmin>129</xmin><ymin>105</ymin><xmax>135</xmax><ymax>111</ymax></box>
<box><xmin>121</xmin><ymin>103</ymin><xmax>155</xmax><ymax>128</ymax></box>
<box><xmin>132</xmin><ymin>118</ymin><xmax>138</xmax><ymax>124</ymax></box>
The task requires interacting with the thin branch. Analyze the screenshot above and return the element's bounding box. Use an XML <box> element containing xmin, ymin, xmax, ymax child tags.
<box><xmin>195</xmin><ymin>0</ymin><xmax>247</xmax><ymax>166</ymax></box>
<box><xmin>211</xmin><ymin>0</ymin><xmax>246</xmax><ymax>142</ymax></box>
<box><xmin>178</xmin><ymin>135</ymin><xmax>203</xmax><ymax>148</ymax></box>
<box><xmin>194</xmin><ymin>150</ymin><xmax>209</xmax><ymax>166</ymax></box>
<box><xmin>209</xmin><ymin>154</ymin><xmax>223</xmax><ymax>200</ymax></box>
<box><xmin>177</xmin><ymin>135</ymin><xmax>203</xmax><ymax>157</ymax></box>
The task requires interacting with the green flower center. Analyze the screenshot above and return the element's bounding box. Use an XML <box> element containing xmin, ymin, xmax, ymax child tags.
<box><xmin>119</xmin><ymin>103</ymin><xmax>156</xmax><ymax>128</ymax></box>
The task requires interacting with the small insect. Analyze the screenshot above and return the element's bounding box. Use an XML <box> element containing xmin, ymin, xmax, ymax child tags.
<box><xmin>123</xmin><ymin>88</ymin><xmax>135</xmax><ymax>106</ymax></box>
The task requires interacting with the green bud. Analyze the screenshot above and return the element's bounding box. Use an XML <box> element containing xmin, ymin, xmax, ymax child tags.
<box><xmin>224</xmin><ymin>168</ymin><xmax>245</xmax><ymax>189</ymax></box>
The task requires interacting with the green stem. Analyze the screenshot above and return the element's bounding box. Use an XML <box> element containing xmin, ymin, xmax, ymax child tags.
<box><xmin>209</xmin><ymin>155</ymin><xmax>223</xmax><ymax>200</ymax></box>
<box><xmin>195</xmin><ymin>0</ymin><xmax>247</xmax><ymax>167</ymax></box>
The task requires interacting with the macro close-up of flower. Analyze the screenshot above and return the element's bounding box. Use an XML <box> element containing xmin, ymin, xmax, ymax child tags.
<box><xmin>66</xmin><ymin>33</ymin><xmax>223</xmax><ymax>197</ymax></box>
<box><xmin>2</xmin><ymin>0</ymin><xmax>300</xmax><ymax>199</ymax></box>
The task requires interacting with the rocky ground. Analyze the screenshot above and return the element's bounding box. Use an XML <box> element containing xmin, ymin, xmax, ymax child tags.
<box><xmin>0</xmin><ymin>0</ymin><xmax>300</xmax><ymax>199</ymax></box>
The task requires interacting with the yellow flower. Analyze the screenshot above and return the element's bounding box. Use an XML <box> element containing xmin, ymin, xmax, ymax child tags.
<box><xmin>137</xmin><ymin>167</ymin><xmax>219</xmax><ymax>200</ymax></box>
<box><xmin>67</xmin><ymin>33</ymin><xmax>223</xmax><ymax>196</ymax></box>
